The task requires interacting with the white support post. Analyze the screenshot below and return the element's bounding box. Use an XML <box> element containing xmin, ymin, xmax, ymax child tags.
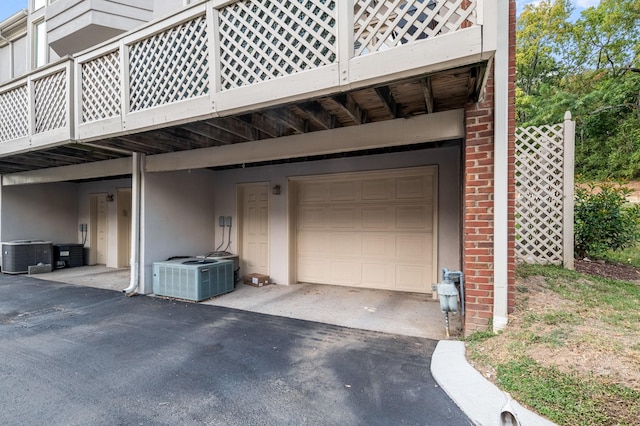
<box><xmin>66</xmin><ymin>60</ymin><xmax>75</xmax><ymax>140</ymax></box>
<box><xmin>563</xmin><ymin>111</ymin><xmax>575</xmax><ymax>270</ymax></box>
<box><xmin>337</xmin><ymin>0</ymin><xmax>354</xmax><ymax>87</ymax></box>
<box><xmin>492</xmin><ymin>0</ymin><xmax>510</xmax><ymax>332</ymax></box>
<box><xmin>119</xmin><ymin>39</ymin><xmax>129</xmax><ymax>131</ymax></box>
<box><xmin>208</xmin><ymin>1</ymin><xmax>221</xmax><ymax>109</ymax></box>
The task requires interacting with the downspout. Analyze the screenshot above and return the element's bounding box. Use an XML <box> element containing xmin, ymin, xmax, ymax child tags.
<box><xmin>492</xmin><ymin>0</ymin><xmax>510</xmax><ymax>331</ymax></box>
<box><xmin>124</xmin><ymin>152</ymin><xmax>142</xmax><ymax>295</ymax></box>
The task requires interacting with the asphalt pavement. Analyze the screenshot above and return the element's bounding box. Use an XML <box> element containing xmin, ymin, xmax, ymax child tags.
<box><xmin>0</xmin><ymin>274</ymin><xmax>471</xmax><ymax>425</ymax></box>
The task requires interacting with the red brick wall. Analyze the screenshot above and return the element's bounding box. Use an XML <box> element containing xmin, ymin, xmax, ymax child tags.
<box><xmin>463</xmin><ymin>0</ymin><xmax>516</xmax><ymax>333</ymax></box>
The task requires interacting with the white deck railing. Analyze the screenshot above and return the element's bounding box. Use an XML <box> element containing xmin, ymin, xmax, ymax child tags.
<box><xmin>0</xmin><ymin>0</ymin><xmax>488</xmax><ymax>149</ymax></box>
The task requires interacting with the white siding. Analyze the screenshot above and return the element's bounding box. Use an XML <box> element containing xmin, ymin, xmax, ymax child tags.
<box><xmin>12</xmin><ymin>36</ymin><xmax>27</xmax><ymax>78</ymax></box>
<box><xmin>0</xmin><ymin>45</ymin><xmax>10</xmax><ymax>83</ymax></box>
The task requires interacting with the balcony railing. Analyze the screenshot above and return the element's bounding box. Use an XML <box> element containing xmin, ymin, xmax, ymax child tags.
<box><xmin>0</xmin><ymin>0</ymin><xmax>490</xmax><ymax>150</ymax></box>
<box><xmin>0</xmin><ymin>58</ymin><xmax>73</xmax><ymax>155</ymax></box>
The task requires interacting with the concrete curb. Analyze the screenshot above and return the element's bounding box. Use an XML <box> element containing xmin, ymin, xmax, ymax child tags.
<box><xmin>431</xmin><ymin>340</ymin><xmax>557</xmax><ymax>426</ymax></box>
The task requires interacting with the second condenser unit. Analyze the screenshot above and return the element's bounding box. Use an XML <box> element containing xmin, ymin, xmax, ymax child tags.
<box><xmin>1</xmin><ymin>240</ymin><xmax>53</xmax><ymax>274</ymax></box>
<box><xmin>152</xmin><ymin>258</ymin><xmax>234</xmax><ymax>301</ymax></box>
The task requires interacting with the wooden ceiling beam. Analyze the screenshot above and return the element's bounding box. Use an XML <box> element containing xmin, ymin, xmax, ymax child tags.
<box><xmin>162</xmin><ymin>127</ymin><xmax>221</xmax><ymax>149</ymax></box>
<box><xmin>264</xmin><ymin>108</ymin><xmax>309</xmax><ymax>135</ymax></box>
<box><xmin>421</xmin><ymin>77</ymin><xmax>434</xmax><ymax>114</ymax></box>
<box><xmin>237</xmin><ymin>113</ymin><xmax>283</xmax><ymax>139</ymax></box>
<box><xmin>294</xmin><ymin>102</ymin><xmax>337</xmax><ymax>131</ymax></box>
<box><xmin>204</xmin><ymin>117</ymin><xmax>256</xmax><ymax>142</ymax></box>
<box><xmin>117</xmin><ymin>132</ymin><xmax>188</xmax><ymax>153</ymax></box>
<box><xmin>108</xmin><ymin>137</ymin><xmax>168</xmax><ymax>155</ymax></box>
<box><xmin>329</xmin><ymin>94</ymin><xmax>367</xmax><ymax>125</ymax></box>
<box><xmin>374</xmin><ymin>86</ymin><xmax>400</xmax><ymax>119</ymax></box>
<box><xmin>181</xmin><ymin>122</ymin><xmax>237</xmax><ymax>145</ymax></box>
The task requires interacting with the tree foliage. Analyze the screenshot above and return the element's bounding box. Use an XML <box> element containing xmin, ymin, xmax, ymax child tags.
<box><xmin>516</xmin><ymin>0</ymin><xmax>640</xmax><ymax>179</ymax></box>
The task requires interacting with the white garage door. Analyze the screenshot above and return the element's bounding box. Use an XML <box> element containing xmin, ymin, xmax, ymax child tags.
<box><xmin>295</xmin><ymin>167</ymin><xmax>437</xmax><ymax>293</ymax></box>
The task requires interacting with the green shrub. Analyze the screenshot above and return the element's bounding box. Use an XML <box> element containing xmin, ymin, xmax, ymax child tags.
<box><xmin>574</xmin><ymin>182</ymin><xmax>640</xmax><ymax>258</ymax></box>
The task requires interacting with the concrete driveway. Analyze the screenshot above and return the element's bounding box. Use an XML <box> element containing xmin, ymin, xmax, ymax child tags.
<box><xmin>0</xmin><ymin>274</ymin><xmax>470</xmax><ymax>425</ymax></box>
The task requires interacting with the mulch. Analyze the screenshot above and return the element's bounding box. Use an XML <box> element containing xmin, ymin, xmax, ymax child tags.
<box><xmin>575</xmin><ymin>258</ymin><xmax>640</xmax><ymax>282</ymax></box>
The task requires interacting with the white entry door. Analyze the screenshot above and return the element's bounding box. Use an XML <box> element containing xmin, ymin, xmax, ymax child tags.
<box><xmin>294</xmin><ymin>167</ymin><xmax>438</xmax><ymax>293</ymax></box>
<box><xmin>90</xmin><ymin>194</ymin><xmax>108</xmax><ymax>265</ymax></box>
<box><xmin>240</xmin><ymin>183</ymin><xmax>270</xmax><ymax>276</ymax></box>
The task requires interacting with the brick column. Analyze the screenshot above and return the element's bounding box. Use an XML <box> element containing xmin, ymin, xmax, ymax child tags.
<box><xmin>464</xmin><ymin>73</ymin><xmax>496</xmax><ymax>332</ymax></box>
<box><xmin>463</xmin><ymin>0</ymin><xmax>516</xmax><ymax>333</ymax></box>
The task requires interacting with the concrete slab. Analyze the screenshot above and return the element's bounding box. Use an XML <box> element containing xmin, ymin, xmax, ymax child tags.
<box><xmin>29</xmin><ymin>266</ymin><xmax>462</xmax><ymax>340</ymax></box>
<box><xmin>204</xmin><ymin>282</ymin><xmax>455</xmax><ymax>339</ymax></box>
<box><xmin>30</xmin><ymin>265</ymin><xmax>130</xmax><ymax>291</ymax></box>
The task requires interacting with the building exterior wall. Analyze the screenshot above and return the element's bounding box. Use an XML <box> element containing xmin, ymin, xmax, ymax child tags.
<box><xmin>0</xmin><ymin>178</ymin><xmax>132</xmax><ymax>268</ymax></box>
<box><xmin>0</xmin><ymin>182</ymin><xmax>78</xmax><ymax>248</ymax></box>
<box><xmin>211</xmin><ymin>145</ymin><xmax>462</xmax><ymax>287</ymax></box>
<box><xmin>77</xmin><ymin>178</ymin><xmax>132</xmax><ymax>267</ymax></box>
<box><xmin>463</xmin><ymin>0</ymin><xmax>516</xmax><ymax>332</ymax></box>
<box><xmin>140</xmin><ymin>168</ymin><xmax>216</xmax><ymax>293</ymax></box>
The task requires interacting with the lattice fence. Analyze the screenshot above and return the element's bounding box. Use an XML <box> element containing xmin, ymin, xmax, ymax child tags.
<box><xmin>0</xmin><ymin>84</ymin><xmax>29</xmax><ymax>142</ymax></box>
<box><xmin>34</xmin><ymin>70</ymin><xmax>68</xmax><ymax>134</ymax></box>
<box><xmin>218</xmin><ymin>0</ymin><xmax>337</xmax><ymax>90</ymax></box>
<box><xmin>354</xmin><ymin>0</ymin><xmax>477</xmax><ymax>56</ymax></box>
<box><xmin>82</xmin><ymin>50</ymin><xmax>121</xmax><ymax>123</ymax></box>
<box><xmin>515</xmin><ymin>116</ymin><xmax>575</xmax><ymax>267</ymax></box>
<box><xmin>129</xmin><ymin>15</ymin><xmax>209</xmax><ymax>111</ymax></box>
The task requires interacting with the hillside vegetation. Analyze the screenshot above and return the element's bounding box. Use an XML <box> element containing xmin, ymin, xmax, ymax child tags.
<box><xmin>517</xmin><ymin>0</ymin><xmax>640</xmax><ymax>180</ymax></box>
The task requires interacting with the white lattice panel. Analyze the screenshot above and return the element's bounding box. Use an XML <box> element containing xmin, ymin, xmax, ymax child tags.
<box><xmin>129</xmin><ymin>15</ymin><xmax>209</xmax><ymax>111</ymax></box>
<box><xmin>0</xmin><ymin>85</ymin><xmax>29</xmax><ymax>142</ymax></box>
<box><xmin>218</xmin><ymin>0</ymin><xmax>337</xmax><ymax>90</ymax></box>
<box><xmin>82</xmin><ymin>51</ymin><xmax>121</xmax><ymax>123</ymax></box>
<box><xmin>34</xmin><ymin>70</ymin><xmax>68</xmax><ymax>134</ymax></box>
<box><xmin>354</xmin><ymin>0</ymin><xmax>476</xmax><ymax>56</ymax></box>
<box><xmin>515</xmin><ymin>124</ymin><xmax>565</xmax><ymax>265</ymax></box>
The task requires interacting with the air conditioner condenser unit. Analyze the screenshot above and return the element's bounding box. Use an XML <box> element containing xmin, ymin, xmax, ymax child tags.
<box><xmin>152</xmin><ymin>258</ymin><xmax>234</xmax><ymax>302</ymax></box>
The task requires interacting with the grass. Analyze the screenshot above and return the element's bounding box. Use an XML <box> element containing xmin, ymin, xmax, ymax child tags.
<box><xmin>496</xmin><ymin>357</ymin><xmax>640</xmax><ymax>425</ymax></box>
<box><xmin>601</xmin><ymin>242</ymin><xmax>640</xmax><ymax>268</ymax></box>
<box><xmin>516</xmin><ymin>264</ymin><xmax>640</xmax><ymax>326</ymax></box>
<box><xmin>466</xmin><ymin>263</ymin><xmax>640</xmax><ymax>425</ymax></box>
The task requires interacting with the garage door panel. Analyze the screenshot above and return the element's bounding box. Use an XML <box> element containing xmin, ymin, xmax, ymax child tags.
<box><xmin>329</xmin><ymin>207</ymin><xmax>359</xmax><ymax>228</ymax></box>
<box><xmin>331</xmin><ymin>233</ymin><xmax>362</xmax><ymax>257</ymax></box>
<box><xmin>362</xmin><ymin>263</ymin><xmax>395</xmax><ymax>288</ymax></box>
<box><xmin>298</xmin><ymin>207</ymin><xmax>327</xmax><ymax>229</ymax></box>
<box><xmin>362</xmin><ymin>206</ymin><xmax>393</xmax><ymax>229</ymax></box>
<box><xmin>295</xmin><ymin>167</ymin><xmax>437</xmax><ymax>293</ymax></box>
<box><xmin>298</xmin><ymin>232</ymin><xmax>330</xmax><ymax>255</ymax></box>
<box><xmin>330</xmin><ymin>181</ymin><xmax>359</xmax><ymax>201</ymax></box>
<box><xmin>396</xmin><ymin>265</ymin><xmax>428</xmax><ymax>292</ymax></box>
<box><xmin>396</xmin><ymin>175</ymin><xmax>433</xmax><ymax>200</ymax></box>
<box><xmin>362</xmin><ymin>179</ymin><xmax>391</xmax><ymax>201</ymax></box>
<box><xmin>330</xmin><ymin>261</ymin><xmax>361</xmax><ymax>285</ymax></box>
<box><xmin>300</xmin><ymin>182</ymin><xmax>328</xmax><ymax>203</ymax></box>
<box><xmin>361</xmin><ymin>234</ymin><xmax>394</xmax><ymax>258</ymax></box>
<box><xmin>396</xmin><ymin>234</ymin><xmax>431</xmax><ymax>261</ymax></box>
<box><xmin>396</xmin><ymin>205</ymin><xmax>433</xmax><ymax>230</ymax></box>
<box><xmin>298</xmin><ymin>258</ymin><xmax>330</xmax><ymax>282</ymax></box>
